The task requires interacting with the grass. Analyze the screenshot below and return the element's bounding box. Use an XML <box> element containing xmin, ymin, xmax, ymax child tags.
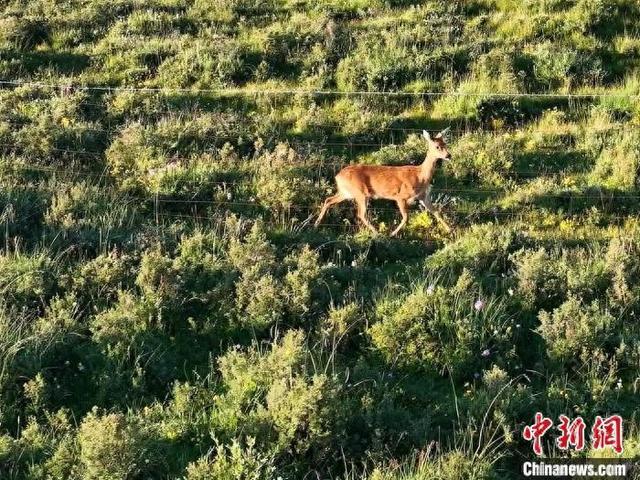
<box><xmin>1</xmin><ymin>0</ymin><xmax>640</xmax><ymax>478</ymax></box>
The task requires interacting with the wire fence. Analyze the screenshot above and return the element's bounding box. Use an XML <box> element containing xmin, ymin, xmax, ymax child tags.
<box><xmin>2</xmin><ymin>79</ymin><xmax>639</xmax><ymax>99</ymax></box>
<box><xmin>0</xmin><ymin>140</ymin><xmax>599</xmax><ymax>178</ymax></box>
<box><xmin>2</xmin><ymin>78</ymin><xmax>640</xmax><ymax>232</ymax></box>
<box><xmin>6</xmin><ymin>161</ymin><xmax>640</xmax><ymax>200</ymax></box>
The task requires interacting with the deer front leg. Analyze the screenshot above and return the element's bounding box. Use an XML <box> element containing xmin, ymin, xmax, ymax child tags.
<box><xmin>391</xmin><ymin>199</ymin><xmax>409</xmax><ymax>237</ymax></box>
<box><xmin>421</xmin><ymin>196</ymin><xmax>451</xmax><ymax>232</ymax></box>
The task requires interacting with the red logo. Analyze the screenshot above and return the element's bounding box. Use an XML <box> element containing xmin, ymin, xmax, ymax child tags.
<box><xmin>592</xmin><ymin>415</ymin><xmax>623</xmax><ymax>454</ymax></box>
<box><xmin>557</xmin><ymin>415</ymin><xmax>586</xmax><ymax>451</ymax></box>
<box><xmin>523</xmin><ymin>413</ymin><xmax>623</xmax><ymax>455</ymax></box>
<box><xmin>523</xmin><ymin>412</ymin><xmax>553</xmax><ymax>456</ymax></box>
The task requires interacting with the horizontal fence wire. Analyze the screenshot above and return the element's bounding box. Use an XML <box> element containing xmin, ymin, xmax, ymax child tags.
<box><xmin>0</xmin><ymin>159</ymin><xmax>622</xmax><ymax>182</ymax></box>
<box><xmin>3</xmin><ymin>192</ymin><xmax>636</xmax><ymax>235</ymax></box>
<box><xmin>2</xmin><ymin>79</ymin><xmax>639</xmax><ymax>99</ymax></box>
<box><xmin>5</xmin><ymin>163</ymin><xmax>640</xmax><ymax>200</ymax></box>
<box><xmin>0</xmin><ymin>119</ymin><xmax>479</xmax><ymax>136</ymax></box>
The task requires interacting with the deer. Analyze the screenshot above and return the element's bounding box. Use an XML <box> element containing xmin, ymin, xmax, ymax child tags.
<box><xmin>315</xmin><ymin>128</ymin><xmax>452</xmax><ymax>236</ymax></box>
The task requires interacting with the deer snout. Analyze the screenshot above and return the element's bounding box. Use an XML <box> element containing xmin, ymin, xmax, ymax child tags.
<box><xmin>444</xmin><ymin>153</ymin><xmax>451</xmax><ymax>161</ymax></box>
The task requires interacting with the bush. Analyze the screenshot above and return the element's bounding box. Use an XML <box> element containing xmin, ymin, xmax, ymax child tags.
<box><xmin>283</xmin><ymin>245</ymin><xmax>322</xmax><ymax>317</ymax></box>
<box><xmin>524</xmin><ymin>42</ymin><xmax>581</xmax><ymax>90</ymax></box>
<box><xmin>511</xmin><ymin>247</ymin><xmax>611</xmax><ymax>310</ymax></box>
<box><xmin>78</xmin><ymin>410</ymin><xmax>146</xmax><ymax>480</ymax></box>
<box><xmin>0</xmin><ymin>251</ymin><xmax>57</xmax><ymax>308</ymax></box>
<box><xmin>71</xmin><ymin>250</ymin><xmax>135</xmax><ymax>304</ymax></box>
<box><xmin>136</xmin><ymin>248</ymin><xmax>179</xmax><ymax>305</ymax></box>
<box><xmin>229</xmin><ymin>224</ymin><xmax>324</xmax><ymax>329</ymax></box>
<box><xmin>430</xmin><ymin>58</ymin><xmax>516</xmax><ymax>121</ymax></box>
<box><xmin>448</xmin><ymin>133</ymin><xmax>519</xmax><ymax>186</ymax></box>
<box><xmin>106</xmin><ymin>116</ymin><xmax>248</xmax><ymax>191</ymax></box>
<box><xmin>336</xmin><ymin>43</ymin><xmax>415</xmax><ymax>92</ymax></box>
<box><xmin>154</xmin><ymin>38</ymin><xmax>253</xmax><ymax>88</ymax></box>
<box><xmin>185</xmin><ymin>439</ymin><xmax>275</xmax><ymax>480</ymax></box>
<box><xmin>363</xmin><ymin>133</ymin><xmax>427</xmax><ymax>166</ymax></box>
<box><xmin>253</xmin><ymin>143</ymin><xmax>322</xmax><ymax>214</ymax></box>
<box><xmin>426</xmin><ymin>224</ymin><xmax>521</xmax><ymax>274</ymax></box>
<box><xmin>210</xmin><ymin>330</ymin><xmax>335</xmax><ymax>460</ymax></box>
<box><xmin>190</xmin><ymin>0</ymin><xmax>279</xmax><ymax>23</ymax></box>
<box><xmin>90</xmin><ymin>290</ymin><xmax>156</xmax><ymax>358</ymax></box>
<box><xmin>234</xmin><ymin>266</ymin><xmax>286</xmax><ymax>330</ymax></box>
<box><xmin>369</xmin><ymin>274</ymin><xmax>516</xmax><ymax>377</ymax></box>
<box><xmin>589</xmin><ymin>128</ymin><xmax>640</xmax><ymax>190</ymax></box>
<box><xmin>228</xmin><ymin>221</ymin><xmax>276</xmax><ymax>274</ymax></box>
<box><xmin>368</xmin><ymin>450</ymin><xmax>496</xmax><ymax>480</ymax></box>
<box><xmin>538</xmin><ymin>297</ymin><xmax>618</xmax><ymax>366</ymax></box>
<box><xmin>605</xmin><ymin>233</ymin><xmax>640</xmax><ymax>308</ymax></box>
<box><xmin>3</xmin><ymin>91</ymin><xmax>103</xmax><ymax>164</ymax></box>
<box><xmin>0</xmin><ymin>17</ymin><xmax>50</xmax><ymax>50</ymax></box>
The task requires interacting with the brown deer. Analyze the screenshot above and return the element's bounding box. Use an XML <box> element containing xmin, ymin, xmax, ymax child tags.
<box><xmin>315</xmin><ymin>129</ymin><xmax>452</xmax><ymax>236</ymax></box>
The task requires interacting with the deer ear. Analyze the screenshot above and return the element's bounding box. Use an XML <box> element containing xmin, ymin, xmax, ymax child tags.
<box><xmin>422</xmin><ymin>130</ymin><xmax>431</xmax><ymax>141</ymax></box>
<box><xmin>438</xmin><ymin>126</ymin><xmax>451</xmax><ymax>139</ymax></box>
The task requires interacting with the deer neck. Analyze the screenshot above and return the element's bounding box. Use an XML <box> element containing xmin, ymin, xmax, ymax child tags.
<box><xmin>419</xmin><ymin>155</ymin><xmax>439</xmax><ymax>183</ymax></box>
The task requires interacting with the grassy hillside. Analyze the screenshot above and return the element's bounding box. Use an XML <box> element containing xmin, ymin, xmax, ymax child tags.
<box><xmin>1</xmin><ymin>0</ymin><xmax>640</xmax><ymax>478</ymax></box>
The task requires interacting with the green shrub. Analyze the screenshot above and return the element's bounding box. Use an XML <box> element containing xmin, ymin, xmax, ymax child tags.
<box><xmin>228</xmin><ymin>221</ymin><xmax>276</xmax><ymax>274</ymax></box>
<box><xmin>538</xmin><ymin>296</ymin><xmax>618</xmax><ymax>365</ymax></box>
<box><xmin>363</xmin><ymin>133</ymin><xmax>426</xmax><ymax>166</ymax></box>
<box><xmin>185</xmin><ymin>439</ymin><xmax>275</xmax><ymax>480</ymax></box>
<box><xmin>448</xmin><ymin>133</ymin><xmax>519</xmax><ymax>186</ymax></box>
<box><xmin>78</xmin><ymin>410</ymin><xmax>146</xmax><ymax>480</ymax></box>
<box><xmin>253</xmin><ymin>143</ymin><xmax>323</xmax><ymax>214</ymax></box>
<box><xmin>235</xmin><ymin>266</ymin><xmax>286</xmax><ymax>330</ymax></box>
<box><xmin>210</xmin><ymin>330</ymin><xmax>335</xmax><ymax>459</ymax></box>
<box><xmin>369</xmin><ymin>275</ymin><xmax>516</xmax><ymax>377</ymax></box>
<box><xmin>107</xmin><ymin>116</ymin><xmax>248</xmax><ymax>191</ymax></box>
<box><xmin>511</xmin><ymin>247</ymin><xmax>612</xmax><ymax>310</ymax></box>
<box><xmin>368</xmin><ymin>450</ymin><xmax>496</xmax><ymax>480</ymax></box>
<box><xmin>190</xmin><ymin>0</ymin><xmax>279</xmax><ymax>23</ymax></box>
<box><xmin>136</xmin><ymin>248</ymin><xmax>178</xmax><ymax>305</ymax></box>
<box><xmin>0</xmin><ymin>251</ymin><xmax>57</xmax><ymax>307</ymax></box>
<box><xmin>154</xmin><ymin>38</ymin><xmax>252</xmax><ymax>88</ymax></box>
<box><xmin>336</xmin><ymin>42</ymin><xmax>415</xmax><ymax>92</ymax></box>
<box><xmin>430</xmin><ymin>59</ymin><xmax>516</xmax><ymax>121</ymax></box>
<box><xmin>283</xmin><ymin>245</ymin><xmax>322</xmax><ymax>317</ymax></box>
<box><xmin>71</xmin><ymin>250</ymin><xmax>135</xmax><ymax>303</ymax></box>
<box><xmin>426</xmin><ymin>224</ymin><xmax>521</xmax><ymax>274</ymax></box>
<box><xmin>45</xmin><ymin>183</ymin><xmax>137</xmax><ymax>236</ymax></box>
<box><xmin>0</xmin><ymin>409</ymin><xmax>76</xmax><ymax>479</ymax></box>
<box><xmin>525</xmin><ymin>42</ymin><xmax>581</xmax><ymax>90</ymax></box>
<box><xmin>605</xmin><ymin>233</ymin><xmax>640</xmax><ymax>308</ymax></box>
<box><xmin>90</xmin><ymin>290</ymin><xmax>156</xmax><ymax>357</ymax></box>
<box><xmin>0</xmin><ymin>16</ymin><xmax>50</xmax><ymax>50</ymax></box>
<box><xmin>172</xmin><ymin>230</ymin><xmax>232</xmax><ymax>315</ymax></box>
<box><xmin>589</xmin><ymin>128</ymin><xmax>640</xmax><ymax>190</ymax></box>
<box><xmin>33</xmin><ymin>293</ymin><xmax>80</xmax><ymax>343</ymax></box>
<box><xmin>4</xmin><ymin>91</ymin><xmax>103</xmax><ymax>163</ymax></box>
<box><xmin>258</xmin><ymin>12</ymin><xmax>328</xmax><ymax>79</ymax></box>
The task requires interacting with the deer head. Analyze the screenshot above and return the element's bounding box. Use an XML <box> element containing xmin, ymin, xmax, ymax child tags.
<box><xmin>423</xmin><ymin>128</ymin><xmax>451</xmax><ymax>162</ymax></box>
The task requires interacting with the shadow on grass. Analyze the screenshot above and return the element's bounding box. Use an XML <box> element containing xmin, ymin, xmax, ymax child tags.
<box><xmin>0</xmin><ymin>49</ymin><xmax>91</xmax><ymax>76</ymax></box>
<box><xmin>512</xmin><ymin>148</ymin><xmax>592</xmax><ymax>175</ymax></box>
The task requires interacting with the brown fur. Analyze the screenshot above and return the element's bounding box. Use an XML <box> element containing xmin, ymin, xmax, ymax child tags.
<box><xmin>315</xmin><ymin>132</ymin><xmax>451</xmax><ymax>236</ymax></box>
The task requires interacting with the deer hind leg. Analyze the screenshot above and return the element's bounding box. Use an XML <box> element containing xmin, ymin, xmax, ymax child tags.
<box><xmin>354</xmin><ymin>196</ymin><xmax>377</xmax><ymax>234</ymax></box>
<box><xmin>391</xmin><ymin>199</ymin><xmax>409</xmax><ymax>237</ymax></box>
<box><xmin>422</xmin><ymin>197</ymin><xmax>451</xmax><ymax>232</ymax></box>
<box><xmin>315</xmin><ymin>193</ymin><xmax>346</xmax><ymax>226</ymax></box>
